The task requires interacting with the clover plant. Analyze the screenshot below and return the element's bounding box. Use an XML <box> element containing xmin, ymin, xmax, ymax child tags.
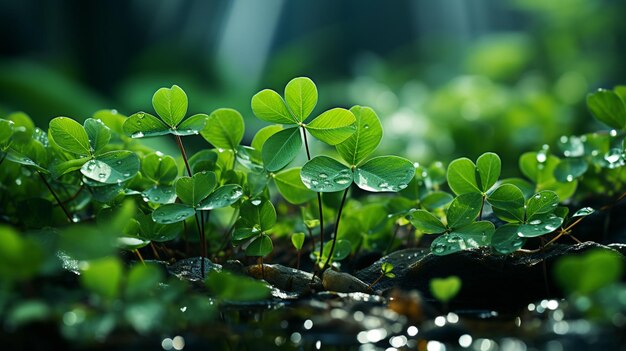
<box><xmin>301</xmin><ymin>105</ymin><xmax>415</xmax><ymax>268</ymax></box>
<box><xmin>291</xmin><ymin>232</ymin><xmax>306</xmax><ymax>270</ymax></box>
<box><xmin>232</xmin><ymin>198</ymin><xmax>276</xmax><ymax>262</ymax></box>
<box><xmin>550</xmin><ymin>87</ymin><xmax>626</xmax><ymax>197</ymax></box>
<box><xmin>488</xmin><ymin>187</ymin><xmax>564</xmax><ymax>254</ymax></box>
<box><xmin>1</xmin><ymin>114</ymin><xmax>70</xmax><ymax>222</ymax></box>
<box><xmin>2</xmin><ymin>78</ymin><xmax>626</xmax><ymax>346</ymax></box>
<box><xmin>251</xmin><ymin>77</ymin><xmax>357</xmax><ymax>266</ymax></box>
<box><xmin>122</xmin><ymin>85</ymin><xmax>217</xmax><ymax>274</ymax></box>
<box><xmin>367</xmin><ymin>262</ymin><xmax>395</xmax><ymax>291</ymax></box>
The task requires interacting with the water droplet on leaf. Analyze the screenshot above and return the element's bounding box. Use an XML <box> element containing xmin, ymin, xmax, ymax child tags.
<box><xmin>432</xmin><ymin>243</ymin><xmax>447</xmax><ymax>254</ymax></box>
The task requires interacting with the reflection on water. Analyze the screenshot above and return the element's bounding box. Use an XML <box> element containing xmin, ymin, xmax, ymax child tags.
<box><xmin>158</xmin><ymin>290</ymin><xmax>624</xmax><ymax>351</ymax></box>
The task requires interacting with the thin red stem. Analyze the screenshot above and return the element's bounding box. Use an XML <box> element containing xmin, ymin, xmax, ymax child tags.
<box><xmin>175</xmin><ymin>135</ymin><xmax>193</xmax><ymax>176</ymax></box>
<box><xmin>322</xmin><ymin>187</ymin><xmax>349</xmax><ymax>271</ymax></box>
<box><xmin>301</xmin><ymin>127</ymin><xmax>325</xmax><ymax>269</ymax></box>
<box><xmin>38</xmin><ymin>171</ymin><xmax>73</xmax><ymax>222</ymax></box>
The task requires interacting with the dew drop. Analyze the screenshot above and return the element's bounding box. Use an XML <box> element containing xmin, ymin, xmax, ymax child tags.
<box><xmin>363</xmin><ymin>124</ymin><xmax>369</xmax><ymax>130</ymax></box>
<box><xmin>604</xmin><ymin>149</ymin><xmax>623</xmax><ymax>167</ymax></box>
<box><xmin>311</xmin><ymin>179</ymin><xmax>319</xmax><ymax>185</ymax></box>
<box><xmin>98</xmin><ymin>173</ymin><xmax>106</xmax><ymax>179</ymax></box>
<box><xmin>529</xmin><ymin>219</ymin><xmax>542</xmax><ymax>225</ymax></box>
<box><xmin>131</xmin><ymin>131</ymin><xmax>145</xmax><ymax>138</ymax></box>
<box><xmin>251</xmin><ymin>199</ymin><xmax>262</xmax><ymax>206</ymax></box>
<box><xmin>333</xmin><ymin>176</ymin><xmax>351</xmax><ymax>185</ymax></box>
<box><xmin>379</xmin><ymin>182</ymin><xmax>389</xmax><ymax>188</ymax></box>
<box><xmin>566</xmin><ymin>175</ymin><xmax>574</xmax><ymax>182</ymax></box>
<box><xmin>536</xmin><ymin>152</ymin><xmax>547</xmax><ymax>163</ymax></box>
<box><xmin>318</xmin><ymin>173</ymin><xmax>328</xmax><ymax>179</ymax></box>
<box><xmin>137</xmin><ymin>113</ymin><xmax>145</xmax><ymax>119</ymax></box>
<box><xmin>544</xmin><ymin>224</ymin><xmax>558</xmax><ymax>231</ymax></box>
<box><xmin>432</xmin><ymin>243</ymin><xmax>447</xmax><ymax>254</ymax></box>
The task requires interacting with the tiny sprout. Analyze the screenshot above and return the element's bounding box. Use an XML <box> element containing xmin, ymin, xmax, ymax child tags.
<box><xmin>304</xmin><ymin>219</ymin><xmax>320</xmax><ymax>229</ymax></box>
<box><xmin>381</xmin><ymin>262</ymin><xmax>396</xmax><ymax>278</ymax></box>
<box><xmin>367</xmin><ymin>262</ymin><xmax>395</xmax><ymax>291</ymax></box>
<box><xmin>291</xmin><ymin>232</ymin><xmax>306</xmax><ymax>270</ymax></box>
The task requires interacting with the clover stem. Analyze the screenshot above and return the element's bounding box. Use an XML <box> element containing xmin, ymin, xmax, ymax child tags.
<box><xmin>174</xmin><ymin>135</ymin><xmax>193</xmax><ymax>176</ymax></box>
<box><xmin>367</xmin><ymin>273</ymin><xmax>385</xmax><ymax>292</ymax></box>
<box><xmin>478</xmin><ymin>194</ymin><xmax>486</xmax><ymax>221</ymax></box>
<box><xmin>200</xmin><ymin>212</ymin><xmax>205</xmax><ymax>252</ymax></box>
<box><xmin>149</xmin><ymin>242</ymin><xmax>162</xmax><ymax>260</ymax></box>
<box><xmin>175</xmin><ymin>134</ymin><xmax>207</xmax><ymax>273</ymax></box>
<box><xmin>37</xmin><ymin>171</ymin><xmax>73</xmax><ymax>223</ymax></box>
<box><xmin>194</xmin><ymin>212</ymin><xmax>206</xmax><ymax>277</ymax></box>
<box><xmin>322</xmin><ymin>186</ymin><xmax>350</xmax><ymax>271</ymax></box>
<box><xmin>301</xmin><ymin>127</ymin><xmax>325</xmax><ymax>270</ymax></box>
<box><xmin>61</xmin><ymin>184</ymin><xmax>85</xmax><ymax>205</ymax></box>
<box><xmin>134</xmin><ymin>249</ymin><xmax>145</xmax><ymax>265</ymax></box>
<box><xmin>570</xmin><ymin>235</ymin><xmax>583</xmax><ymax>244</ymax></box>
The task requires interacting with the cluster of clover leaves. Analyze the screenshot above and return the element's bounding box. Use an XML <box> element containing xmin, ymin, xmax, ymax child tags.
<box><xmin>0</xmin><ymin>78</ymin><xmax>624</xmax><ymax>284</ymax></box>
<box><xmin>407</xmin><ymin>86</ymin><xmax>626</xmax><ymax>255</ymax></box>
<box><xmin>3</xmin><ymin>78</ymin><xmax>624</xmax><ymax>346</ymax></box>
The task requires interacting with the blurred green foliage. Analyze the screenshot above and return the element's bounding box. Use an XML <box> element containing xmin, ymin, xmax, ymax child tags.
<box><xmin>2</xmin><ymin>0</ymin><xmax>625</xmax><ymax>177</ymax></box>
